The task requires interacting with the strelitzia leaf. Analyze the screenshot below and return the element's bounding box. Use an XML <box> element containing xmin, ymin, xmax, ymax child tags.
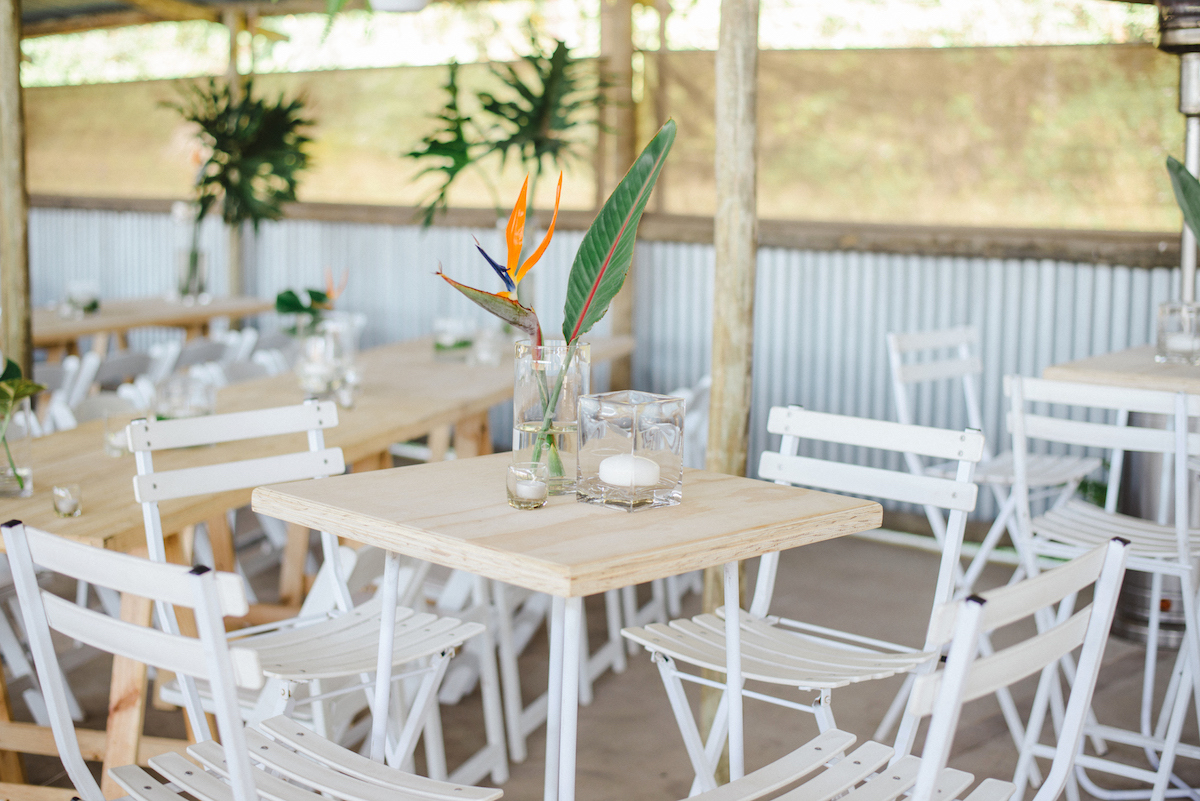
<box><xmin>562</xmin><ymin>119</ymin><xmax>675</xmax><ymax>343</ymax></box>
<box><xmin>437</xmin><ymin>268</ymin><xmax>542</xmax><ymax>344</ymax></box>
<box><xmin>1169</xmin><ymin>156</ymin><xmax>1200</xmax><ymax>241</ymax></box>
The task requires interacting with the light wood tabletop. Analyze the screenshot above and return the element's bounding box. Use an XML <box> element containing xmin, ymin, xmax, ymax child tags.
<box><xmin>1043</xmin><ymin>345</ymin><xmax>1200</xmax><ymax>394</ymax></box>
<box><xmin>252</xmin><ymin>452</ymin><xmax>882</xmax><ymax>598</ymax></box>
<box><xmin>252</xmin><ymin>453</ymin><xmax>881</xmax><ymax>801</ymax></box>
<box><xmin>34</xmin><ymin>295</ymin><xmax>274</xmax><ymax>359</ymax></box>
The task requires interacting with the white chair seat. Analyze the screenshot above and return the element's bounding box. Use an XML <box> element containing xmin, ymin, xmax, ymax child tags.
<box><xmin>1031</xmin><ymin>498</ymin><xmax>1200</xmax><ymax>562</ymax></box>
<box><xmin>625</xmin><ymin>611</ymin><xmax>935</xmax><ymax>690</ymax></box>
<box><xmin>109</xmin><ymin>715</ymin><xmax>502</xmax><ymax>801</ymax></box>
<box><xmin>925</xmin><ymin>451</ymin><xmax>1100</xmax><ymax>488</ymax></box>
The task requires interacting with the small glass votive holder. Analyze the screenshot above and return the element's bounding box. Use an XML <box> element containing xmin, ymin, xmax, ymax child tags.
<box><xmin>52</xmin><ymin>484</ymin><xmax>82</xmax><ymax>518</ymax></box>
<box><xmin>1157</xmin><ymin>301</ymin><xmax>1200</xmax><ymax>364</ymax></box>
<box><xmin>103</xmin><ymin>415</ymin><xmax>127</xmax><ymax>457</ymax></box>
<box><xmin>576</xmin><ymin>390</ymin><xmax>685</xmax><ymax>512</ymax></box>
<box><xmin>507</xmin><ymin>461</ymin><xmax>549</xmax><ymax>510</ymax></box>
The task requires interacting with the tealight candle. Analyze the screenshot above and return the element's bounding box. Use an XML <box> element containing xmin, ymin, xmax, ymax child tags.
<box><xmin>52</xmin><ymin>484</ymin><xmax>81</xmax><ymax>518</ymax></box>
<box><xmin>599</xmin><ymin>453</ymin><xmax>660</xmax><ymax>488</ymax></box>
<box><xmin>515</xmin><ymin>479</ymin><xmax>548</xmax><ymax>501</ymax></box>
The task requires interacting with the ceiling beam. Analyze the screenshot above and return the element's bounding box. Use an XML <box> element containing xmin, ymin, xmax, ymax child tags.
<box><xmin>20</xmin><ymin>0</ymin><xmax>367</xmax><ymax>37</ymax></box>
<box><xmin>119</xmin><ymin>0</ymin><xmax>218</xmax><ymax>22</ymax></box>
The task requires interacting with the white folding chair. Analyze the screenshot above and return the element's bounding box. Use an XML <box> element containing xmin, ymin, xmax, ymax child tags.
<box><xmin>129</xmin><ymin>400</ymin><xmax>508</xmax><ymax>784</ymax></box>
<box><xmin>0</xmin><ymin>520</ymin><xmax>503</xmax><ymax>801</ymax></box>
<box><xmin>1007</xmin><ymin>376</ymin><xmax>1200</xmax><ymax>801</ymax></box>
<box><xmin>887</xmin><ymin>327</ymin><xmax>1101</xmax><ymax>596</ymax></box>
<box><xmin>624</xmin><ymin>408</ymin><xmax>1013</xmax><ymax>793</ymax></box>
<box><xmin>676</xmin><ymin>538</ymin><xmax>1129</xmax><ymax>801</ymax></box>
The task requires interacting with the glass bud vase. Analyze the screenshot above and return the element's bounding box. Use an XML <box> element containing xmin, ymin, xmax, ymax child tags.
<box><xmin>0</xmin><ymin>398</ymin><xmax>34</xmax><ymax>498</ymax></box>
<box><xmin>512</xmin><ymin>340</ymin><xmax>590</xmax><ymax>495</ymax></box>
<box><xmin>1156</xmin><ymin>301</ymin><xmax>1200</xmax><ymax>364</ymax></box>
<box><xmin>577</xmin><ymin>390</ymin><xmax>684</xmax><ymax>512</ymax></box>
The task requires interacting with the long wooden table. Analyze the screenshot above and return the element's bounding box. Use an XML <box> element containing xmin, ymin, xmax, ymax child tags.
<box><xmin>253</xmin><ymin>453</ymin><xmax>882</xmax><ymax>801</ymax></box>
<box><xmin>0</xmin><ymin>334</ymin><xmax>634</xmax><ymax>800</ymax></box>
<box><xmin>34</xmin><ymin>295</ymin><xmax>274</xmax><ymax>361</ymax></box>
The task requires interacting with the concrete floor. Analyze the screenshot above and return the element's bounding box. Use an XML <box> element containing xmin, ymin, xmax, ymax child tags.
<box><xmin>15</xmin><ymin>534</ymin><xmax>1200</xmax><ymax>799</ymax></box>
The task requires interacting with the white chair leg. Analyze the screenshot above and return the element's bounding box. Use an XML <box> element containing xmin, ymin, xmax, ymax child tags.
<box><xmin>492</xmin><ymin>580</ymin><xmax>528</xmax><ymax>764</ymax></box>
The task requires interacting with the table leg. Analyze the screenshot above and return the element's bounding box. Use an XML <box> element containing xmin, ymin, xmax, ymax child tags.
<box><xmin>0</xmin><ymin>661</ymin><xmax>25</xmax><ymax>783</ymax></box>
<box><xmin>100</xmin><ymin>591</ymin><xmax>153</xmax><ymax>799</ymax></box>
<box><xmin>453</xmin><ymin>413</ymin><xmax>492</xmax><ymax>459</ymax></box>
<box><xmin>369</xmin><ymin>552</ymin><xmax>402</xmax><ymax>763</ymax></box>
<box><xmin>278</xmin><ymin>523</ymin><xmax>311</xmax><ymax>609</ymax></box>
<box><xmin>544</xmin><ymin>597</ymin><xmax>565</xmax><ymax>801</ymax></box>
<box><xmin>724</xmin><ymin>561</ymin><xmax>744</xmax><ymax>781</ymax></box>
<box><xmin>556</xmin><ymin>598</ymin><xmax>584</xmax><ymax>801</ymax></box>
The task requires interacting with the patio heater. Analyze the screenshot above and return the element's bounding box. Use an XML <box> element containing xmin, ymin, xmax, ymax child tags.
<box><xmin>1160</xmin><ymin>1</ymin><xmax>1200</xmax><ymax>302</ymax></box>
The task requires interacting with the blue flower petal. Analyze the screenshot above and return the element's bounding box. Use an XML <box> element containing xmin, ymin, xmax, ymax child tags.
<box><xmin>475</xmin><ymin>240</ymin><xmax>516</xmax><ymax>294</ymax></box>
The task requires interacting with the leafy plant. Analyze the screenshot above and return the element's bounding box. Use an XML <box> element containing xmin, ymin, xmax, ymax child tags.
<box><xmin>167</xmin><ymin>78</ymin><xmax>313</xmax><ymax>291</ymax></box>
<box><xmin>439</xmin><ymin>119</ymin><xmax>676</xmax><ymax>472</ymax></box>
<box><xmin>408</xmin><ymin>36</ymin><xmax>604</xmax><ymax>227</ymax></box>
<box><xmin>0</xmin><ymin>360</ymin><xmax>44</xmax><ymax>490</ymax></box>
<box><xmin>276</xmin><ymin>268</ymin><xmax>347</xmax><ymax>337</ymax></box>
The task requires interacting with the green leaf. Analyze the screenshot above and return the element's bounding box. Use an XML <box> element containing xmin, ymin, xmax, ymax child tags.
<box><xmin>1169</xmin><ymin>156</ymin><xmax>1200</xmax><ymax>241</ymax></box>
<box><xmin>562</xmin><ymin>119</ymin><xmax>676</xmax><ymax>343</ymax></box>
<box><xmin>437</xmin><ymin>270</ymin><xmax>542</xmax><ymax>344</ymax></box>
<box><xmin>0</xmin><ymin>359</ymin><xmax>19</xmax><ymax>383</ymax></box>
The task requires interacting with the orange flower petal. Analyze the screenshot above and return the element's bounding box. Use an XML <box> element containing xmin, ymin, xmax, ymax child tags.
<box><xmin>515</xmin><ymin>172</ymin><xmax>562</xmax><ymax>284</ymax></box>
<box><xmin>506</xmin><ymin>176</ymin><xmax>529</xmax><ymax>274</ymax></box>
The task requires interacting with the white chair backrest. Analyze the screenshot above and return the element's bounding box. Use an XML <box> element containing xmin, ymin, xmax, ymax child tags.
<box><xmin>1006</xmin><ymin>376</ymin><xmax>1200</xmax><ymax>536</ymax></box>
<box><xmin>93</xmin><ymin>350</ymin><xmax>153</xmax><ymax>390</ymax></box>
<box><xmin>752</xmin><ymin>407</ymin><xmax>984</xmax><ymax>617</ymax></box>
<box><xmin>904</xmin><ymin>538</ymin><xmax>1128</xmax><ymax>801</ymax></box>
<box><xmin>174</xmin><ymin>338</ymin><xmax>227</xmax><ymax>371</ymax></box>
<box><xmin>32</xmin><ymin>360</ymin><xmax>69</xmax><ymax>393</ymax></box>
<box><xmin>2</xmin><ymin>520</ymin><xmax>261</xmax><ymax>801</ymax></box>
<box><xmin>887</xmin><ymin>326</ymin><xmax>987</xmax><ymax>463</ymax></box>
<box><xmin>146</xmin><ymin>340</ymin><xmax>182</xmax><ymax>384</ymax></box>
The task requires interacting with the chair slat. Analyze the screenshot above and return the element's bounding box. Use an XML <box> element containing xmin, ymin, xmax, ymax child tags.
<box><xmin>133</xmin><ymin>448</ymin><xmax>344</xmax><ymax>503</ymax></box>
<box><xmin>895</xmin><ymin>357</ymin><xmax>983</xmax><ymax>386</ymax></box>
<box><xmin>766</xmin><ymin>408</ymin><xmax>985</xmax><ymax>462</ymax></box>
<box><xmin>889</xmin><ymin>326</ymin><xmax>979</xmax><ymax>353</ymax></box>
<box><xmin>127</xmin><ymin>400</ymin><xmax>338</xmax><ymax>451</ymax></box>
<box><xmin>759</xmin><ymin>453</ymin><xmax>978</xmax><ymax>512</ymax></box>
<box><xmin>42</xmin><ymin>593</ymin><xmax>264</xmax><ymax>690</ymax></box>
<box><xmin>1012</xmin><ymin>376</ymin><xmax>1200</xmax><ymax>416</ymax></box>
<box><xmin>1016</xmin><ymin>414</ymin><xmax>1182</xmax><ymax>455</ymax></box>
<box><xmin>687</xmin><ymin>730</ymin><xmax>858</xmax><ymax>801</ymax></box>
<box><xmin>21</xmin><ymin>526</ymin><xmax>246</xmax><ymax>616</ymax></box>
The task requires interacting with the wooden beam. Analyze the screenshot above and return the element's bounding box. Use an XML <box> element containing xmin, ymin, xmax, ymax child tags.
<box><xmin>119</xmin><ymin>0</ymin><xmax>218</xmax><ymax>22</ymax></box>
<box><xmin>601</xmin><ymin>0</ymin><xmax>637</xmax><ymax>390</ymax></box>
<box><xmin>0</xmin><ymin>0</ymin><xmax>31</xmax><ymax>376</ymax></box>
<box><xmin>702</xmin><ymin>0</ymin><xmax>758</xmax><ymax>782</ymax></box>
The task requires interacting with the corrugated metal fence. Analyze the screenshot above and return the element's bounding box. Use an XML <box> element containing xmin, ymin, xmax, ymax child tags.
<box><xmin>26</xmin><ymin>206</ymin><xmax>1176</xmax><ymax>520</ymax></box>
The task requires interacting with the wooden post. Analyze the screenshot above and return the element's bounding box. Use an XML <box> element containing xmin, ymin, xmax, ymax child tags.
<box><xmin>654</xmin><ymin>0</ymin><xmax>672</xmax><ymax>213</ymax></box>
<box><xmin>701</xmin><ymin>0</ymin><xmax>759</xmax><ymax>782</ymax></box>
<box><xmin>600</xmin><ymin>0</ymin><xmax>637</xmax><ymax>389</ymax></box>
<box><xmin>223</xmin><ymin>9</ymin><xmax>245</xmax><ymax>298</ymax></box>
<box><xmin>0</xmin><ymin>0</ymin><xmax>31</xmax><ymax>376</ymax></box>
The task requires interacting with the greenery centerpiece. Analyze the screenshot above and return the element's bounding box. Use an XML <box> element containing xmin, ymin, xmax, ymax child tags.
<box><xmin>0</xmin><ymin>359</ymin><xmax>45</xmax><ymax>496</ymax></box>
<box><xmin>168</xmin><ymin>78</ymin><xmax>313</xmax><ymax>298</ymax></box>
<box><xmin>438</xmin><ymin>119</ymin><xmax>676</xmax><ymax>487</ymax></box>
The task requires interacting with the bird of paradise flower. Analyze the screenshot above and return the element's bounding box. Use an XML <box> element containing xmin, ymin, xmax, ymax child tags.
<box><xmin>437</xmin><ymin>119</ymin><xmax>677</xmax><ymax>483</ymax></box>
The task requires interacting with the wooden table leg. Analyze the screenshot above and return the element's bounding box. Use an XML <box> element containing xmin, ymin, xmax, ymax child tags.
<box><xmin>42</xmin><ymin>345</ymin><xmax>66</xmax><ymax>364</ymax></box>
<box><xmin>100</xmin><ymin>591</ymin><xmax>153</xmax><ymax>799</ymax></box>
<box><xmin>453</xmin><ymin>413</ymin><xmax>492</xmax><ymax>459</ymax></box>
<box><xmin>279</xmin><ymin>522</ymin><xmax>311</xmax><ymax>609</ymax></box>
<box><xmin>0</xmin><ymin>659</ymin><xmax>25</xmax><ymax>783</ymax></box>
<box><xmin>205</xmin><ymin>513</ymin><xmax>236</xmax><ymax>574</ymax></box>
<box><xmin>427</xmin><ymin>424</ymin><xmax>452</xmax><ymax>462</ymax></box>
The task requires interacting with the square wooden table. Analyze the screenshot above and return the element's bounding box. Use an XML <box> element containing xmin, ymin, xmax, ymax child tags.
<box><xmin>252</xmin><ymin>453</ymin><xmax>882</xmax><ymax>800</ymax></box>
<box><xmin>1042</xmin><ymin>345</ymin><xmax>1200</xmax><ymax>393</ymax></box>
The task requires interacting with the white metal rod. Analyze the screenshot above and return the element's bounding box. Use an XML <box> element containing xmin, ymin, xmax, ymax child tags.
<box><xmin>544</xmin><ymin>596</ymin><xmax>566</xmax><ymax>801</ymax></box>
<box><xmin>558</xmin><ymin>597</ymin><xmax>584</xmax><ymax>801</ymax></box>
<box><xmin>368</xmin><ymin>551</ymin><xmax>402</xmax><ymax>762</ymax></box>
<box><xmin>724</xmin><ymin>560</ymin><xmax>744</xmax><ymax>780</ymax></box>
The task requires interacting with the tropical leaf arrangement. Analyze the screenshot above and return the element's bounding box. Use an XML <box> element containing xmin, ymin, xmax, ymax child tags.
<box><xmin>167</xmin><ymin>78</ymin><xmax>313</xmax><ymax>291</ymax></box>
<box><xmin>438</xmin><ymin>119</ymin><xmax>677</xmax><ymax>471</ymax></box>
<box><xmin>276</xmin><ymin>268</ymin><xmax>348</xmax><ymax>337</ymax></box>
<box><xmin>1169</xmin><ymin>155</ymin><xmax>1200</xmax><ymax>239</ymax></box>
<box><xmin>407</xmin><ymin>36</ymin><xmax>604</xmax><ymax>227</ymax></box>
<box><xmin>0</xmin><ymin>360</ymin><xmax>44</xmax><ymax>491</ymax></box>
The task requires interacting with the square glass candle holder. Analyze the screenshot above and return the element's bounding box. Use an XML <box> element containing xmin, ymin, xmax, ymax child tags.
<box><xmin>1157</xmin><ymin>302</ymin><xmax>1200</xmax><ymax>364</ymax></box>
<box><xmin>576</xmin><ymin>390</ymin><xmax>684</xmax><ymax>511</ymax></box>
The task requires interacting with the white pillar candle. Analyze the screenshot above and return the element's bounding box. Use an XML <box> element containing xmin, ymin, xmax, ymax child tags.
<box><xmin>515</xmin><ymin>479</ymin><xmax>548</xmax><ymax>500</ymax></box>
<box><xmin>1166</xmin><ymin>332</ymin><xmax>1200</xmax><ymax>351</ymax></box>
<box><xmin>599</xmin><ymin>453</ymin><xmax>660</xmax><ymax>488</ymax></box>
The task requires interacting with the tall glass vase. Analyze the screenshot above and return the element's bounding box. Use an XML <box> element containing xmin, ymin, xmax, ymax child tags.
<box><xmin>0</xmin><ymin>398</ymin><xmax>34</xmax><ymax>498</ymax></box>
<box><xmin>512</xmin><ymin>340</ymin><xmax>590</xmax><ymax>495</ymax></box>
